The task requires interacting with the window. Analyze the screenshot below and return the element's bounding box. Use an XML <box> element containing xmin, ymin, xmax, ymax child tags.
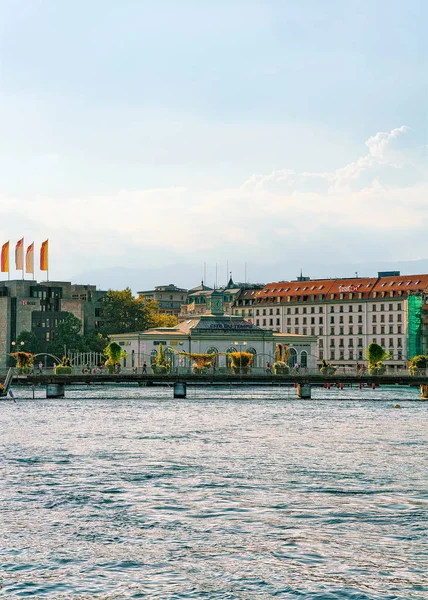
<box><xmin>381</xmin><ymin>338</ymin><xmax>385</xmax><ymax>347</ymax></box>
<box><xmin>380</xmin><ymin>304</ymin><xmax>385</xmax><ymax>311</ymax></box>
<box><xmin>276</xmin><ymin>308</ymin><xmax>280</xmax><ymax>315</ymax></box>
<box><xmin>303</xmin><ymin>307</ymin><xmax>307</xmax><ymax>314</ymax></box>
<box><xmin>358</xmin><ymin>338</ymin><xmax>363</xmax><ymax>347</ymax></box>
<box><xmin>339</xmin><ymin>350</ymin><xmax>344</xmax><ymax>360</ymax></box>
<box><xmin>287</xmin><ymin>318</ymin><xmax>291</xmax><ymax>325</ymax></box>
<box><xmin>295</xmin><ymin>307</ymin><xmax>299</xmax><ymax>314</ymax></box>
<box><xmin>358</xmin><ymin>350</ymin><xmax>363</xmax><ymax>360</ymax></box>
<box><xmin>276</xmin><ymin>319</ymin><xmax>280</xmax><ymax>325</ymax></box>
<box><xmin>397</xmin><ymin>314</ymin><xmax>402</xmax><ymax>322</ymax></box>
<box><xmin>330</xmin><ymin>351</ymin><xmax>335</xmax><ymax>360</ymax></box>
<box><xmin>389</xmin><ymin>314</ymin><xmax>394</xmax><ymax>322</ymax></box>
<box><xmin>311</xmin><ymin>317</ymin><xmax>315</xmax><ymax>324</ymax></box>
<box><xmin>303</xmin><ymin>328</ymin><xmax>307</xmax><ymax>335</ymax></box>
<box><xmin>397</xmin><ymin>326</ymin><xmax>402</xmax><ymax>334</ymax></box>
<box><xmin>349</xmin><ymin>326</ymin><xmax>353</xmax><ymax>335</ymax></box>
<box><xmin>330</xmin><ymin>306</ymin><xmax>335</xmax><ymax>313</ymax></box>
<box><xmin>269</xmin><ymin>309</ymin><xmax>273</xmax><ymax>315</ymax></box>
<box><xmin>373</xmin><ymin>305</ymin><xmax>377</xmax><ymax>311</ymax></box>
<box><xmin>380</xmin><ymin>326</ymin><xmax>385</xmax><ymax>334</ymax></box>
<box><xmin>358</xmin><ymin>305</ymin><xmax>363</xmax><ymax>312</ymax></box>
<box><xmin>349</xmin><ymin>315</ymin><xmax>353</xmax><ymax>323</ymax></box>
<box><xmin>330</xmin><ymin>327</ymin><xmax>335</xmax><ymax>335</ymax></box>
<box><xmin>287</xmin><ymin>307</ymin><xmax>291</xmax><ymax>314</ymax></box>
<box><xmin>380</xmin><ymin>315</ymin><xmax>385</xmax><ymax>323</ymax></box>
<box><xmin>397</xmin><ymin>338</ymin><xmax>402</xmax><ymax>347</ymax></box>
<box><xmin>349</xmin><ymin>305</ymin><xmax>353</xmax><ymax>312</ymax></box>
<box><xmin>330</xmin><ymin>316</ymin><xmax>335</xmax><ymax>324</ymax></box>
<box><xmin>389</xmin><ymin>326</ymin><xmax>393</xmax><ymax>334</ymax></box>
<box><xmin>339</xmin><ymin>339</ymin><xmax>344</xmax><ymax>347</ymax></box>
<box><xmin>358</xmin><ymin>315</ymin><xmax>362</xmax><ymax>323</ymax></box>
<box><xmin>372</xmin><ymin>326</ymin><xmax>377</xmax><ymax>334</ymax></box>
<box><xmin>311</xmin><ymin>307</ymin><xmax>315</xmax><ymax>314</ymax></box>
<box><xmin>319</xmin><ymin>338</ymin><xmax>324</xmax><ymax>347</ymax></box>
<box><xmin>389</xmin><ymin>338</ymin><xmax>394</xmax><ymax>348</ymax></box>
<box><xmin>372</xmin><ymin>315</ymin><xmax>377</xmax><ymax>323</ymax></box>
<box><xmin>311</xmin><ymin>327</ymin><xmax>315</xmax><ymax>335</ymax></box>
<box><xmin>303</xmin><ymin>317</ymin><xmax>307</xmax><ymax>325</ymax></box>
<box><xmin>339</xmin><ymin>316</ymin><xmax>344</xmax><ymax>324</ymax></box>
<box><xmin>262</xmin><ymin>319</ymin><xmax>266</xmax><ymax>326</ymax></box>
<box><xmin>330</xmin><ymin>339</ymin><xmax>335</xmax><ymax>347</ymax></box>
<box><xmin>295</xmin><ymin>318</ymin><xmax>299</xmax><ymax>325</ymax></box>
<box><xmin>349</xmin><ymin>350</ymin><xmax>354</xmax><ymax>360</ymax></box>
<box><xmin>358</xmin><ymin>326</ymin><xmax>363</xmax><ymax>334</ymax></box>
<box><xmin>269</xmin><ymin>319</ymin><xmax>273</xmax><ymax>326</ymax></box>
<box><xmin>349</xmin><ymin>339</ymin><xmax>354</xmax><ymax>347</ymax></box>
<box><xmin>339</xmin><ymin>327</ymin><xmax>344</xmax><ymax>335</ymax></box>
<box><xmin>340</xmin><ymin>306</ymin><xmax>344</xmax><ymax>313</ymax></box>
<box><xmin>319</xmin><ymin>327</ymin><xmax>324</xmax><ymax>336</ymax></box>
<box><xmin>319</xmin><ymin>307</ymin><xmax>323</xmax><ymax>313</ymax></box>
<box><xmin>263</xmin><ymin>309</ymin><xmax>266</xmax><ymax>316</ymax></box>
<box><xmin>294</xmin><ymin>328</ymin><xmax>299</xmax><ymax>334</ymax></box>
<box><xmin>319</xmin><ymin>317</ymin><xmax>323</xmax><ymax>324</ymax></box>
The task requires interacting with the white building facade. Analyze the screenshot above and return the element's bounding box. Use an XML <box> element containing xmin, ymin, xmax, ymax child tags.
<box><xmin>246</xmin><ymin>273</ymin><xmax>428</xmax><ymax>370</ymax></box>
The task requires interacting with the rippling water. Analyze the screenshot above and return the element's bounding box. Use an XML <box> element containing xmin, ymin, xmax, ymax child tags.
<box><xmin>1</xmin><ymin>386</ymin><xmax>427</xmax><ymax>599</ymax></box>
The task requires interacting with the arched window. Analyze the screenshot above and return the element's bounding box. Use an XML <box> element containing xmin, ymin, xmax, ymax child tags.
<box><xmin>246</xmin><ymin>347</ymin><xmax>257</xmax><ymax>356</ymax></box>
<box><xmin>206</xmin><ymin>347</ymin><xmax>218</xmax><ymax>367</ymax></box>
<box><xmin>288</xmin><ymin>347</ymin><xmax>297</xmax><ymax>367</ymax></box>
<box><xmin>300</xmin><ymin>350</ymin><xmax>308</xmax><ymax>368</ymax></box>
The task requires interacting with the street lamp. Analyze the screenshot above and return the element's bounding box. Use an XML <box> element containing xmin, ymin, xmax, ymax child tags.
<box><xmin>10</xmin><ymin>340</ymin><xmax>25</xmax><ymax>369</ymax></box>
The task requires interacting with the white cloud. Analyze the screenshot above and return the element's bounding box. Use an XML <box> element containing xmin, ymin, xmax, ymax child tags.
<box><xmin>0</xmin><ymin>125</ymin><xmax>427</xmax><ymax>279</ymax></box>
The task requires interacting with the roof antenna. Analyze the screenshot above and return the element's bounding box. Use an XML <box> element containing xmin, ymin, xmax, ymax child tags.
<box><xmin>355</xmin><ymin>271</ymin><xmax>358</xmax><ymax>278</ymax></box>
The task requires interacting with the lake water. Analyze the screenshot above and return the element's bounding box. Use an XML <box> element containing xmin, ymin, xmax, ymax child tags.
<box><xmin>1</xmin><ymin>386</ymin><xmax>427</xmax><ymax>599</ymax></box>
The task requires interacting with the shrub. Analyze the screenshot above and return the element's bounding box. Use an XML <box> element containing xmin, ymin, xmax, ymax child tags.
<box><xmin>54</xmin><ymin>366</ymin><xmax>72</xmax><ymax>375</ymax></box>
<box><xmin>273</xmin><ymin>361</ymin><xmax>290</xmax><ymax>375</ymax></box>
<box><xmin>320</xmin><ymin>359</ymin><xmax>336</xmax><ymax>376</ymax></box>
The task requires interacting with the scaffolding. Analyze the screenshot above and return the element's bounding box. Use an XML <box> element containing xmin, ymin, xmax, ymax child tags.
<box><xmin>407</xmin><ymin>295</ymin><xmax>423</xmax><ymax>359</ymax></box>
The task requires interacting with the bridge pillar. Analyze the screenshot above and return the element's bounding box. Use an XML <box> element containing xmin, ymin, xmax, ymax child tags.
<box><xmin>174</xmin><ymin>382</ymin><xmax>187</xmax><ymax>398</ymax></box>
<box><xmin>420</xmin><ymin>384</ymin><xmax>428</xmax><ymax>400</ymax></box>
<box><xmin>46</xmin><ymin>383</ymin><xmax>65</xmax><ymax>398</ymax></box>
<box><xmin>297</xmin><ymin>384</ymin><xmax>311</xmax><ymax>399</ymax></box>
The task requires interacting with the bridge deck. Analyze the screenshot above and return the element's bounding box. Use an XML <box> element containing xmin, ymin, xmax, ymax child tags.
<box><xmin>10</xmin><ymin>373</ymin><xmax>428</xmax><ymax>386</ymax></box>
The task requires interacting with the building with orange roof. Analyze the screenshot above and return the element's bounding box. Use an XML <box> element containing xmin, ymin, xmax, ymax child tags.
<box><xmin>231</xmin><ymin>271</ymin><xmax>428</xmax><ymax>370</ymax></box>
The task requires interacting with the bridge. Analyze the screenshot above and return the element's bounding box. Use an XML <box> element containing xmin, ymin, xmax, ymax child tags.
<box><xmin>5</xmin><ymin>370</ymin><xmax>428</xmax><ymax>399</ymax></box>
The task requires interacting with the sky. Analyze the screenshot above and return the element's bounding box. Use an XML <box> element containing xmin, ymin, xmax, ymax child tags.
<box><xmin>0</xmin><ymin>0</ymin><xmax>427</xmax><ymax>286</ymax></box>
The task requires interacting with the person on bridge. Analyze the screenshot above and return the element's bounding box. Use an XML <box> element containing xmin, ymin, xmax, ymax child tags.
<box><xmin>38</xmin><ymin>362</ymin><xmax>43</xmax><ymax>374</ymax></box>
<box><xmin>142</xmin><ymin>362</ymin><xmax>147</xmax><ymax>374</ymax></box>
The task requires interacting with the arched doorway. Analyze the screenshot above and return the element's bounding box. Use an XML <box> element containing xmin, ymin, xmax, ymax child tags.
<box><xmin>300</xmin><ymin>350</ymin><xmax>308</xmax><ymax>369</ymax></box>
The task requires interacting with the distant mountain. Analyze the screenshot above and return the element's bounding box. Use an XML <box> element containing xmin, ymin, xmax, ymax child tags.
<box><xmin>70</xmin><ymin>258</ymin><xmax>428</xmax><ymax>293</ymax></box>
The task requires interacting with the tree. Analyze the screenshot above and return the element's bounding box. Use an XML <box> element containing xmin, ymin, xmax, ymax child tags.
<box><xmin>16</xmin><ymin>331</ymin><xmax>43</xmax><ymax>355</ymax></box>
<box><xmin>83</xmin><ymin>331</ymin><xmax>109</xmax><ymax>353</ymax></box>
<box><xmin>50</xmin><ymin>314</ymin><xmax>85</xmax><ymax>356</ymax></box>
<box><xmin>101</xmin><ymin>288</ymin><xmax>178</xmax><ymax>334</ymax></box>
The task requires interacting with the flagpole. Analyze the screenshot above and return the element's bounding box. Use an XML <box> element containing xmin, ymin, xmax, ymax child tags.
<box><xmin>22</xmin><ymin>238</ymin><xmax>25</xmax><ymax>281</ymax></box>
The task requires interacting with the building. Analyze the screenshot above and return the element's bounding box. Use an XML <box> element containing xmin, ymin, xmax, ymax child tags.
<box><xmin>137</xmin><ymin>284</ymin><xmax>187</xmax><ymax>317</ymax></box>
<box><xmin>231</xmin><ymin>285</ymin><xmax>266</xmax><ymax>322</ymax></box>
<box><xmin>0</xmin><ymin>280</ymin><xmax>106</xmax><ymax>368</ymax></box>
<box><xmin>252</xmin><ymin>272</ymin><xmax>428</xmax><ymax>369</ymax></box>
<box><xmin>180</xmin><ymin>278</ymin><xmax>263</xmax><ymax>319</ymax></box>
<box><xmin>110</xmin><ymin>292</ymin><xmax>317</xmax><ymax>371</ymax></box>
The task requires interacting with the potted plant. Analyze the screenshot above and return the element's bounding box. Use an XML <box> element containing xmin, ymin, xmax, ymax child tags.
<box><xmin>151</xmin><ymin>344</ymin><xmax>170</xmax><ymax>374</ymax></box>
<box><xmin>10</xmin><ymin>351</ymin><xmax>34</xmax><ymax>375</ymax></box>
<box><xmin>408</xmin><ymin>355</ymin><xmax>428</xmax><ymax>376</ymax></box>
<box><xmin>54</xmin><ymin>357</ymin><xmax>72</xmax><ymax>375</ymax></box>
<box><xmin>104</xmin><ymin>341</ymin><xmax>127</xmax><ymax>374</ymax></box>
<box><xmin>229</xmin><ymin>351</ymin><xmax>253</xmax><ymax>375</ymax></box>
<box><xmin>320</xmin><ymin>358</ymin><xmax>336</xmax><ymax>376</ymax></box>
<box><xmin>365</xmin><ymin>343</ymin><xmax>390</xmax><ymax>376</ymax></box>
<box><xmin>274</xmin><ymin>344</ymin><xmax>290</xmax><ymax>374</ymax></box>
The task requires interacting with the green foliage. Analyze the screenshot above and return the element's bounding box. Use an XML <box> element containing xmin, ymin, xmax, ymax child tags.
<box><xmin>15</xmin><ymin>331</ymin><xmax>43</xmax><ymax>355</ymax></box>
<box><xmin>104</xmin><ymin>341</ymin><xmax>127</xmax><ymax>374</ymax></box>
<box><xmin>178</xmin><ymin>352</ymin><xmax>216</xmax><ymax>371</ymax></box>
<box><xmin>365</xmin><ymin>343</ymin><xmax>390</xmax><ymax>375</ymax></box>
<box><xmin>151</xmin><ymin>344</ymin><xmax>170</xmax><ymax>374</ymax></box>
<box><xmin>366</xmin><ymin>343</ymin><xmax>390</xmax><ymax>364</ymax></box>
<box><xmin>408</xmin><ymin>355</ymin><xmax>428</xmax><ymax>375</ymax></box>
<box><xmin>54</xmin><ymin>366</ymin><xmax>72</xmax><ymax>375</ymax></box>
<box><xmin>83</xmin><ymin>331</ymin><xmax>109</xmax><ymax>353</ymax></box>
<box><xmin>50</xmin><ymin>314</ymin><xmax>85</xmax><ymax>356</ymax></box>
<box><xmin>229</xmin><ymin>351</ymin><xmax>253</xmax><ymax>374</ymax></box>
<box><xmin>273</xmin><ymin>361</ymin><xmax>290</xmax><ymax>375</ymax></box>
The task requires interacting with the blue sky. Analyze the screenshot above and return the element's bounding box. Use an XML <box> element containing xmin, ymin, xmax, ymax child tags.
<box><xmin>0</xmin><ymin>0</ymin><xmax>427</xmax><ymax>282</ymax></box>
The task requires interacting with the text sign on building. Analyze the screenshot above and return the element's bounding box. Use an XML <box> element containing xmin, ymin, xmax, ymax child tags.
<box><xmin>208</xmin><ymin>322</ymin><xmax>254</xmax><ymax>330</ymax></box>
<box><xmin>338</xmin><ymin>285</ymin><xmax>358</xmax><ymax>293</ymax></box>
<box><xmin>22</xmin><ymin>300</ymin><xmax>37</xmax><ymax>306</ymax></box>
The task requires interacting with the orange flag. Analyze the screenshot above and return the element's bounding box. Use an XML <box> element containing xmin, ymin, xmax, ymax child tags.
<box><xmin>15</xmin><ymin>238</ymin><xmax>24</xmax><ymax>270</ymax></box>
<box><xmin>26</xmin><ymin>242</ymin><xmax>34</xmax><ymax>274</ymax></box>
<box><xmin>1</xmin><ymin>241</ymin><xmax>9</xmax><ymax>272</ymax></box>
<box><xmin>40</xmin><ymin>239</ymin><xmax>49</xmax><ymax>271</ymax></box>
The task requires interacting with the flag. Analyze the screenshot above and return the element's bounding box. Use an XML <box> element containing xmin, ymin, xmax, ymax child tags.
<box><xmin>15</xmin><ymin>238</ymin><xmax>24</xmax><ymax>270</ymax></box>
<box><xmin>40</xmin><ymin>239</ymin><xmax>49</xmax><ymax>271</ymax></box>
<box><xmin>26</xmin><ymin>242</ymin><xmax>34</xmax><ymax>274</ymax></box>
<box><xmin>1</xmin><ymin>241</ymin><xmax>9</xmax><ymax>272</ymax></box>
